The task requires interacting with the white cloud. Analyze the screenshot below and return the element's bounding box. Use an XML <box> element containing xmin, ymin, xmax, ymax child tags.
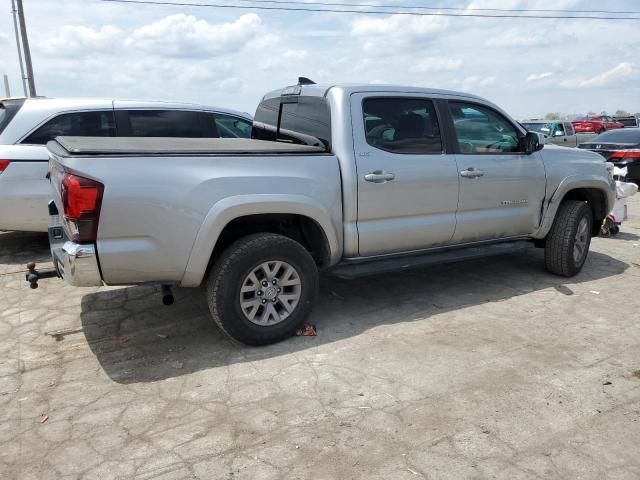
<box><xmin>412</xmin><ymin>57</ymin><xmax>462</xmax><ymax>73</ymax></box>
<box><xmin>125</xmin><ymin>13</ymin><xmax>262</xmax><ymax>57</ymax></box>
<box><xmin>40</xmin><ymin>25</ymin><xmax>123</xmax><ymax>56</ymax></box>
<box><xmin>351</xmin><ymin>14</ymin><xmax>448</xmax><ymax>54</ymax></box>
<box><xmin>259</xmin><ymin>49</ymin><xmax>308</xmax><ymax>70</ymax></box>
<box><xmin>561</xmin><ymin>63</ymin><xmax>635</xmax><ymax>88</ymax></box>
<box><xmin>485</xmin><ymin>28</ymin><xmax>547</xmax><ymax>48</ymax></box>
<box><xmin>283</xmin><ymin>50</ymin><xmax>308</xmax><ymax>61</ymax></box>
<box><xmin>219</xmin><ymin>77</ymin><xmax>244</xmax><ymax>93</ymax></box>
<box><xmin>527</xmin><ymin>72</ymin><xmax>554</xmax><ymax>82</ymax></box>
<box><xmin>455</xmin><ymin>75</ymin><xmax>497</xmax><ymax>91</ymax></box>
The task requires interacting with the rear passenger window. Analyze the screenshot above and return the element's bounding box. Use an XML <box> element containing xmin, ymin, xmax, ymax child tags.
<box><xmin>362</xmin><ymin>97</ymin><xmax>443</xmax><ymax>154</ymax></box>
<box><xmin>211</xmin><ymin>114</ymin><xmax>252</xmax><ymax>138</ymax></box>
<box><xmin>565</xmin><ymin>123</ymin><xmax>575</xmax><ymax>136</ymax></box>
<box><xmin>22</xmin><ymin>111</ymin><xmax>115</xmax><ymax>144</ymax></box>
<box><xmin>126</xmin><ymin>110</ymin><xmax>205</xmax><ymax>137</ymax></box>
<box><xmin>449</xmin><ymin>102</ymin><xmax>520</xmax><ymax>153</ymax></box>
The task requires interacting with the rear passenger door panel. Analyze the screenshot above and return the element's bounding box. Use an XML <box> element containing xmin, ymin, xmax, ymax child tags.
<box><xmin>351</xmin><ymin>92</ymin><xmax>460</xmax><ymax>257</ymax></box>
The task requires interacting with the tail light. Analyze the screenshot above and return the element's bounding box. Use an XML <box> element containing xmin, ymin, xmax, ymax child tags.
<box><xmin>0</xmin><ymin>160</ymin><xmax>10</xmax><ymax>174</ymax></box>
<box><xmin>60</xmin><ymin>172</ymin><xmax>103</xmax><ymax>243</ymax></box>
<box><xmin>610</xmin><ymin>150</ymin><xmax>640</xmax><ymax>159</ymax></box>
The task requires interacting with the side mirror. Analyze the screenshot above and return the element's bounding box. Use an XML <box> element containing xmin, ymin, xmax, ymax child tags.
<box><xmin>554</xmin><ymin>130</ymin><xmax>564</xmax><ymax>137</ymax></box>
<box><xmin>523</xmin><ymin>131</ymin><xmax>544</xmax><ymax>154</ymax></box>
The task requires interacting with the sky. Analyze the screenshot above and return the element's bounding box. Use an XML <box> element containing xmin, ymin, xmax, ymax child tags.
<box><xmin>1</xmin><ymin>0</ymin><xmax>639</xmax><ymax>119</ymax></box>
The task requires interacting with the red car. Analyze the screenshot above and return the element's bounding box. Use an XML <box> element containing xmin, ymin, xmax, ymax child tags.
<box><xmin>572</xmin><ymin>115</ymin><xmax>624</xmax><ymax>134</ymax></box>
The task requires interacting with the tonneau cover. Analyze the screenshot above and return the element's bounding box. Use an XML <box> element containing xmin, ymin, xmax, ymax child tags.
<box><xmin>47</xmin><ymin>136</ymin><xmax>327</xmax><ymax>156</ymax></box>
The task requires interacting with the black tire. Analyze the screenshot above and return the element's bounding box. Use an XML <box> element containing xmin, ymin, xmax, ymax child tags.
<box><xmin>544</xmin><ymin>200</ymin><xmax>593</xmax><ymax>277</ymax></box>
<box><xmin>206</xmin><ymin>233</ymin><xmax>319</xmax><ymax>346</ymax></box>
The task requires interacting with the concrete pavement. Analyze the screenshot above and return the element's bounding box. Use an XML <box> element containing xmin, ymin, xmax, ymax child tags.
<box><xmin>2</xmin><ymin>196</ymin><xmax>639</xmax><ymax>479</ymax></box>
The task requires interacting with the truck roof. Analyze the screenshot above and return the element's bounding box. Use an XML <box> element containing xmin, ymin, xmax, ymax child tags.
<box><xmin>262</xmin><ymin>83</ymin><xmax>488</xmax><ymax>103</ymax></box>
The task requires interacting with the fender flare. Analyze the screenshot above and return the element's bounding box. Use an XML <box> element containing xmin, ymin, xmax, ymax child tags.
<box><xmin>180</xmin><ymin>194</ymin><xmax>342</xmax><ymax>287</ymax></box>
<box><xmin>533</xmin><ymin>174</ymin><xmax>615</xmax><ymax>239</ymax></box>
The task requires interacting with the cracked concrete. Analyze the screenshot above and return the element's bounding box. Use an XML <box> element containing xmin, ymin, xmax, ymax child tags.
<box><xmin>1</xmin><ymin>195</ymin><xmax>640</xmax><ymax>479</ymax></box>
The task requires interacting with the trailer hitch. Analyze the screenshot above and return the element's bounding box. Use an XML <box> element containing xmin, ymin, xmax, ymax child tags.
<box><xmin>25</xmin><ymin>263</ymin><xmax>58</xmax><ymax>289</ymax></box>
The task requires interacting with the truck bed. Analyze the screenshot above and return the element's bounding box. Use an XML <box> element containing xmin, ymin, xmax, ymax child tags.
<box><xmin>47</xmin><ymin>136</ymin><xmax>328</xmax><ymax>156</ymax></box>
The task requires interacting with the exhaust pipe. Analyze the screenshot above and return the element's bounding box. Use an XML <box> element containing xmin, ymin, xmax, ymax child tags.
<box><xmin>161</xmin><ymin>284</ymin><xmax>174</xmax><ymax>306</ymax></box>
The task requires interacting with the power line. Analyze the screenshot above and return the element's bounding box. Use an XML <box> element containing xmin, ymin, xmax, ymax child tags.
<box><xmin>229</xmin><ymin>0</ymin><xmax>640</xmax><ymax>16</ymax></box>
<box><xmin>100</xmin><ymin>0</ymin><xmax>640</xmax><ymax>20</ymax></box>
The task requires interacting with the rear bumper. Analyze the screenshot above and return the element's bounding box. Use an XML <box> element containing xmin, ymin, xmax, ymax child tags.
<box><xmin>49</xmin><ymin>205</ymin><xmax>102</xmax><ymax>287</ymax></box>
<box><xmin>50</xmin><ymin>241</ymin><xmax>103</xmax><ymax>287</ymax></box>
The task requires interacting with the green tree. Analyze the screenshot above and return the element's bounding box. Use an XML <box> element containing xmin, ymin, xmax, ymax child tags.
<box><xmin>615</xmin><ymin>109</ymin><xmax>630</xmax><ymax>116</ymax></box>
<box><xmin>545</xmin><ymin>112</ymin><xmax>560</xmax><ymax>120</ymax></box>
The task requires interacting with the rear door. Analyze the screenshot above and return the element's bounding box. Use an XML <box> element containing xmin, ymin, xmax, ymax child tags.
<box><xmin>351</xmin><ymin>93</ymin><xmax>460</xmax><ymax>256</ymax></box>
<box><xmin>445</xmin><ymin>100</ymin><xmax>546</xmax><ymax>244</ymax></box>
<box><xmin>563</xmin><ymin>122</ymin><xmax>577</xmax><ymax>146</ymax></box>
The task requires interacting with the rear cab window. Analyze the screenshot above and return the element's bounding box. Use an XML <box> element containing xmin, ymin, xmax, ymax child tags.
<box><xmin>252</xmin><ymin>95</ymin><xmax>331</xmax><ymax>149</ymax></box>
<box><xmin>21</xmin><ymin>110</ymin><xmax>115</xmax><ymax>145</ymax></box>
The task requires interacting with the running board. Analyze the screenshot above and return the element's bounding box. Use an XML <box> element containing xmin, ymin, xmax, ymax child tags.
<box><xmin>330</xmin><ymin>240</ymin><xmax>535</xmax><ymax>279</ymax></box>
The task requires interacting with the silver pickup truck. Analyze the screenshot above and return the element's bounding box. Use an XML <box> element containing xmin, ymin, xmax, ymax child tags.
<box><xmin>44</xmin><ymin>82</ymin><xmax>616</xmax><ymax>345</ymax></box>
<box><xmin>521</xmin><ymin>119</ymin><xmax>596</xmax><ymax>147</ymax></box>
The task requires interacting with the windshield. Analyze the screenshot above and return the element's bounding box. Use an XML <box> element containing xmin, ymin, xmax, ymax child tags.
<box><xmin>522</xmin><ymin>122</ymin><xmax>552</xmax><ymax>135</ymax></box>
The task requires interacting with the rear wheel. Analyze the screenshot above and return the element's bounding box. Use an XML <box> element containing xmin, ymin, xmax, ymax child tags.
<box><xmin>206</xmin><ymin>233</ymin><xmax>319</xmax><ymax>345</ymax></box>
<box><xmin>544</xmin><ymin>200</ymin><xmax>593</xmax><ymax>277</ymax></box>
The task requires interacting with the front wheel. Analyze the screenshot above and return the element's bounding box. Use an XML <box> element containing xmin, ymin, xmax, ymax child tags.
<box><xmin>544</xmin><ymin>200</ymin><xmax>593</xmax><ymax>277</ymax></box>
<box><xmin>206</xmin><ymin>233</ymin><xmax>319</xmax><ymax>345</ymax></box>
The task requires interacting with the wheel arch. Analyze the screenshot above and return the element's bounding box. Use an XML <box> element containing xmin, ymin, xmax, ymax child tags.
<box><xmin>534</xmin><ymin>177</ymin><xmax>613</xmax><ymax>239</ymax></box>
<box><xmin>180</xmin><ymin>195</ymin><xmax>342</xmax><ymax>287</ymax></box>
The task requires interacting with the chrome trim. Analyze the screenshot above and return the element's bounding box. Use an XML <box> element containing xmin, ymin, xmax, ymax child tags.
<box><xmin>51</xmin><ymin>240</ymin><xmax>102</xmax><ymax>287</ymax></box>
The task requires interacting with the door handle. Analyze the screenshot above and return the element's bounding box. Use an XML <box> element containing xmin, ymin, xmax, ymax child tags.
<box><xmin>364</xmin><ymin>171</ymin><xmax>395</xmax><ymax>183</ymax></box>
<box><xmin>460</xmin><ymin>168</ymin><xmax>484</xmax><ymax>178</ymax></box>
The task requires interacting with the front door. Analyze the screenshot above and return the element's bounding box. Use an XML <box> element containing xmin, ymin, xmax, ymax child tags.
<box><xmin>446</xmin><ymin>101</ymin><xmax>546</xmax><ymax>244</ymax></box>
<box><xmin>352</xmin><ymin>93</ymin><xmax>460</xmax><ymax>256</ymax></box>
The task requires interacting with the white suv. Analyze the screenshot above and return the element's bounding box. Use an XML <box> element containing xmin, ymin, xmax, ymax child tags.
<box><xmin>0</xmin><ymin>97</ymin><xmax>252</xmax><ymax>232</ymax></box>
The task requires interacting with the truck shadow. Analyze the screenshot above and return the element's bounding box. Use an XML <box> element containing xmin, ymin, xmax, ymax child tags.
<box><xmin>0</xmin><ymin>231</ymin><xmax>51</xmax><ymax>273</ymax></box>
<box><xmin>79</xmin><ymin>248</ymin><xmax>630</xmax><ymax>384</ymax></box>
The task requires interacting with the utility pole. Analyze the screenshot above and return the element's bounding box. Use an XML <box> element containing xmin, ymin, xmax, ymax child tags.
<box><xmin>15</xmin><ymin>0</ymin><xmax>36</xmax><ymax>97</ymax></box>
<box><xmin>10</xmin><ymin>0</ymin><xmax>28</xmax><ymax>96</ymax></box>
<box><xmin>3</xmin><ymin>74</ymin><xmax>10</xmax><ymax>97</ymax></box>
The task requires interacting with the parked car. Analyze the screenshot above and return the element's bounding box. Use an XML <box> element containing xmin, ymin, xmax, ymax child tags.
<box><xmin>572</xmin><ymin>115</ymin><xmax>624</xmax><ymax>134</ymax></box>
<box><xmin>613</xmin><ymin>115</ymin><xmax>639</xmax><ymax>128</ymax></box>
<box><xmin>43</xmin><ymin>82</ymin><xmax>615</xmax><ymax>345</ymax></box>
<box><xmin>579</xmin><ymin>128</ymin><xmax>640</xmax><ymax>183</ymax></box>
<box><xmin>521</xmin><ymin>119</ymin><xmax>589</xmax><ymax>147</ymax></box>
<box><xmin>0</xmin><ymin>97</ymin><xmax>252</xmax><ymax>232</ymax></box>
